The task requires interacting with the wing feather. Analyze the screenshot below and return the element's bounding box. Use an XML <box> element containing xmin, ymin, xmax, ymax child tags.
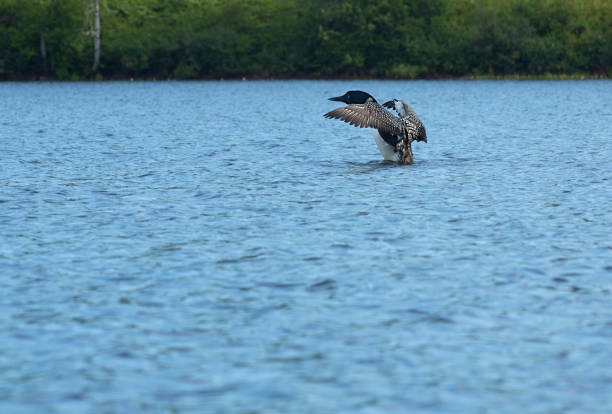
<box><xmin>324</xmin><ymin>103</ymin><xmax>404</xmax><ymax>137</ymax></box>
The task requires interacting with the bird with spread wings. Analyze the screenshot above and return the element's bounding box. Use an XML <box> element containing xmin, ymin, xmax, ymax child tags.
<box><xmin>324</xmin><ymin>90</ymin><xmax>427</xmax><ymax>164</ymax></box>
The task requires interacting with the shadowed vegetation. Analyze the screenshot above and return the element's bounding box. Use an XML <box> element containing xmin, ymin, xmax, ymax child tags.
<box><xmin>1</xmin><ymin>0</ymin><xmax>610</xmax><ymax>80</ymax></box>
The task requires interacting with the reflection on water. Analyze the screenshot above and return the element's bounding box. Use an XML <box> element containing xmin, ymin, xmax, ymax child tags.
<box><xmin>1</xmin><ymin>80</ymin><xmax>612</xmax><ymax>413</ymax></box>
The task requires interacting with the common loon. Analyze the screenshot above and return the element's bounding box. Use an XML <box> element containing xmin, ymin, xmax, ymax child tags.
<box><xmin>324</xmin><ymin>90</ymin><xmax>427</xmax><ymax>164</ymax></box>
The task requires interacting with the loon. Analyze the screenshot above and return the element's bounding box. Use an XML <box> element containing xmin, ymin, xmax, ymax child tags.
<box><xmin>324</xmin><ymin>90</ymin><xmax>427</xmax><ymax>164</ymax></box>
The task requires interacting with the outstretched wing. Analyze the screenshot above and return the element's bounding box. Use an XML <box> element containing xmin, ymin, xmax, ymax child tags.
<box><xmin>382</xmin><ymin>100</ymin><xmax>397</xmax><ymax>111</ymax></box>
<box><xmin>324</xmin><ymin>102</ymin><xmax>404</xmax><ymax>137</ymax></box>
<box><xmin>383</xmin><ymin>99</ymin><xmax>418</xmax><ymax>118</ymax></box>
<box><xmin>383</xmin><ymin>99</ymin><xmax>427</xmax><ymax>143</ymax></box>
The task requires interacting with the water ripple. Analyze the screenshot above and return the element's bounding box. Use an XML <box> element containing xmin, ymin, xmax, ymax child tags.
<box><xmin>1</xmin><ymin>80</ymin><xmax>611</xmax><ymax>413</ymax></box>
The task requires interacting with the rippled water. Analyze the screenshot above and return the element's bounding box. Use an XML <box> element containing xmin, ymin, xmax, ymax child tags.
<box><xmin>1</xmin><ymin>80</ymin><xmax>611</xmax><ymax>413</ymax></box>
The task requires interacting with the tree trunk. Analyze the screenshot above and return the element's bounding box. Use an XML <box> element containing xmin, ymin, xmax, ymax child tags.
<box><xmin>40</xmin><ymin>35</ymin><xmax>47</xmax><ymax>74</ymax></box>
<box><xmin>91</xmin><ymin>0</ymin><xmax>100</xmax><ymax>73</ymax></box>
<box><xmin>40</xmin><ymin>0</ymin><xmax>54</xmax><ymax>77</ymax></box>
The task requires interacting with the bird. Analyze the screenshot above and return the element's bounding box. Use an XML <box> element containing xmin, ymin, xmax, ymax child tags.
<box><xmin>324</xmin><ymin>90</ymin><xmax>427</xmax><ymax>164</ymax></box>
<box><xmin>382</xmin><ymin>98</ymin><xmax>428</xmax><ymax>163</ymax></box>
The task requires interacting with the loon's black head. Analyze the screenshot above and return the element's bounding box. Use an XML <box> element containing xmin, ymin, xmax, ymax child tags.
<box><xmin>329</xmin><ymin>90</ymin><xmax>376</xmax><ymax>105</ymax></box>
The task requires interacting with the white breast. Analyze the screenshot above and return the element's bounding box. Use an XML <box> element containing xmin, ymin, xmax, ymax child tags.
<box><xmin>372</xmin><ymin>130</ymin><xmax>400</xmax><ymax>162</ymax></box>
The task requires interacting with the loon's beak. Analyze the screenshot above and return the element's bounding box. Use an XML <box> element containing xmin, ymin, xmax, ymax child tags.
<box><xmin>328</xmin><ymin>95</ymin><xmax>345</xmax><ymax>102</ymax></box>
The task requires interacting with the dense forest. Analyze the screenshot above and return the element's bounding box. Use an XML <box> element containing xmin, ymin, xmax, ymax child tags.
<box><xmin>1</xmin><ymin>0</ymin><xmax>610</xmax><ymax>80</ymax></box>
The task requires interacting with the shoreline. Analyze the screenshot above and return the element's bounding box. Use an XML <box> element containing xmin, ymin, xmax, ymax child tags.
<box><xmin>1</xmin><ymin>73</ymin><xmax>609</xmax><ymax>82</ymax></box>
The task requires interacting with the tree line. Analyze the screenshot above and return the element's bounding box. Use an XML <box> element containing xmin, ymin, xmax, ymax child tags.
<box><xmin>1</xmin><ymin>0</ymin><xmax>610</xmax><ymax>80</ymax></box>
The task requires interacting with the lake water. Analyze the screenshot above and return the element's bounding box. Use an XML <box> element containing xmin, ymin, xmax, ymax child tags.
<box><xmin>1</xmin><ymin>80</ymin><xmax>611</xmax><ymax>413</ymax></box>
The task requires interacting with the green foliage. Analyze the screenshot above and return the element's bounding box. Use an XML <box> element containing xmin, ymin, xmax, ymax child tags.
<box><xmin>0</xmin><ymin>0</ymin><xmax>90</xmax><ymax>79</ymax></box>
<box><xmin>1</xmin><ymin>0</ymin><xmax>610</xmax><ymax>79</ymax></box>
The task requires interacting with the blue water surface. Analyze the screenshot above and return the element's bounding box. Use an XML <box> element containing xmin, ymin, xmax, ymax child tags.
<box><xmin>1</xmin><ymin>80</ymin><xmax>611</xmax><ymax>413</ymax></box>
